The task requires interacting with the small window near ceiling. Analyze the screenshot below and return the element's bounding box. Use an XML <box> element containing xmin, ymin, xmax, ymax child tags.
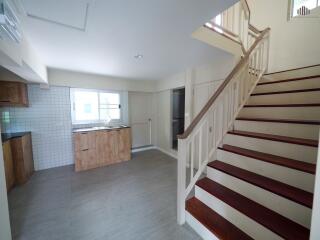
<box><xmin>70</xmin><ymin>88</ymin><xmax>122</xmax><ymax>124</ymax></box>
<box><xmin>291</xmin><ymin>0</ymin><xmax>320</xmax><ymax>17</ymax></box>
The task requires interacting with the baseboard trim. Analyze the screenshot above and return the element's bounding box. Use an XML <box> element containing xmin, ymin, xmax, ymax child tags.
<box><xmin>131</xmin><ymin>145</ymin><xmax>178</xmax><ymax>159</ymax></box>
<box><xmin>155</xmin><ymin>147</ymin><xmax>178</xmax><ymax>159</ymax></box>
<box><xmin>131</xmin><ymin>146</ymin><xmax>156</xmax><ymax>153</ymax></box>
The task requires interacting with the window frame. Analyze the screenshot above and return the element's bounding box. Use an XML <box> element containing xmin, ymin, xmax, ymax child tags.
<box><xmin>289</xmin><ymin>0</ymin><xmax>320</xmax><ymax>19</ymax></box>
<box><xmin>70</xmin><ymin>88</ymin><xmax>123</xmax><ymax>125</ymax></box>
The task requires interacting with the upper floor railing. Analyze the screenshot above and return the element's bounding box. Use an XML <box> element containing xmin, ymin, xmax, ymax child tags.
<box><xmin>177</xmin><ymin>0</ymin><xmax>271</xmax><ymax>225</ymax></box>
<box><xmin>204</xmin><ymin>0</ymin><xmax>260</xmax><ymax>54</ymax></box>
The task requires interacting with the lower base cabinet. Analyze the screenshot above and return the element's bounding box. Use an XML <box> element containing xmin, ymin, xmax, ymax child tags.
<box><xmin>10</xmin><ymin>133</ymin><xmax>34</xmax><ymax>184</ymax></box>
<box><xmin>75</xmin><ymin>149</ymin><xmax>97</xmax><ymax>172</ymax></box>
<box><xmin>74</xmin><ymin>128</ymin><xmax>131</xmax><ymax>172</ymax></box>
<box><xmin>2</xmin><ymin>141</ymin><xmax>15</xmax><ymax>192</ymax></box>
<box><xmin>2</xmin><ymin>133</ymin><xmax>34</xmax><ymax>192</ymax></box>
<box><xmin>118</xmin><ymin>128</ymin><xmax>131</xmax><ymax>161</ymax></box>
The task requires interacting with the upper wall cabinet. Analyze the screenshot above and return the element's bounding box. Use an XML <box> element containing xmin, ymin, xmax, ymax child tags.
<box><xmin>0</xmin><ymin>81</ymin><xmax>29</xmax><ymax>107</ymax></box>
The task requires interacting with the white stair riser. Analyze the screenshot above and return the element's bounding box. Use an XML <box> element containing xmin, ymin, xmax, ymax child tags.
<box><xmin>186</xmin><ymin>212</ymin><xmax>219</xmax><ymax>240</ymax></box>
<box><xmin>207</xmin><ymin>168</ymin><xmax>312</xmax><ymax>228</ymax></box>
<box><xmin>195</xmin><ymin>186</ymin><xmax>283</xmax><ymax>240</ymax></box>
<box><xmin>248</xmin><ymin>91</ymin><xmax>320</xmax><ymax>105</ymax></box>
<box><xmin>223</xmin><ymin>134</ymin><xmax>317</xmax><ymax>163</ymax></box>
<box><xmin>254</xmin><ymin>78</ymin><xmax>320</xmax><ymax>94</ymax></box>
<box><xmin>238</xmin><ymin>107</ymin><xmax>320</xmax><ymax>121</ymax></box>
<box><xmin>217</xmin><ymin>149</ymin><xmax>315</xmax><ymax>192</ymax></box>
<box><xmin>234</xmin><ymin>120</ymin><xmax>320</xmax><ymax>140</ymax></box>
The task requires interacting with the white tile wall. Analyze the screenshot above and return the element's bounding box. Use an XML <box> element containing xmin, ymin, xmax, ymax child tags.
<box><xmin>0</xmin><ymin>84</ymin><xmax>73</xmax><ymax>170</ymax></box>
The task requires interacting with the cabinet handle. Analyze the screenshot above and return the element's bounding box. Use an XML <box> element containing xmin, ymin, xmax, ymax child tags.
<box><xmin>81</xmin><ymin>133</ymin><xmax>88</xmax><ymax>135</ymax></box>
<box><xmin>0</xmin><ymin>100</ymin><xmax>11</xmax><ymax>103</ymax></box>
<box><xmin>81</xmin><ymin>149</ymin><xmax>89</xmax><ymax>151</ymax></box>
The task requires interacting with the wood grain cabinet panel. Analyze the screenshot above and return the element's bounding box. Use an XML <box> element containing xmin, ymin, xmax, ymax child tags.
<box><xmin>96</xmin><ymin>130</ymin><xmax>110</xmax><ymax>166</ymax></box>
<box><xmin>74</xmin><ymin>128</ymin><xmax>132</xmax><ymax>172</ymax></box>
<box><xmin>10</xmin><ymin>133</ymin><xmax>34</xmax><ymax>185</ymax></box>
<box><xmin>0</xmin><ymin>81</ymin><xmax>28</xmax><ymax>107</ymax></box>
<box><xmin>74</xmin><ymin>132</ymin><xmax>97</xmax><ymax>171</ymax></box>
<box><xmin>74</xmin><ymin>132</ymin><xmax>96</xmax><ymax>151</ymax></box>
<box><xmin>118</xmin><ymin>128</ymin><xmax>131</xmax><ymax>161</ymax></box>
<box><xmin>75</xmin><ymin>149</ymin><xmax>97</xmax><ymax>172</ymax></box>
<box><xmin>2</xmin><ymin>141</ymin><xmax>15</xmax><ymax>192</ymax></box>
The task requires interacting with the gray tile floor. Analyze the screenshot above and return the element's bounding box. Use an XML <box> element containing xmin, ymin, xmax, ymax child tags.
<box><xmin>8</xmin><ymin>150</ymin><xmax>201</xmax><ymax>240</ymax></box>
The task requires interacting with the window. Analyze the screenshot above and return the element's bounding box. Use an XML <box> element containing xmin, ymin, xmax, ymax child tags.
<box><xmin>70</xmin><ymin>88</ymin><xmax>122</xmax><ymax>124</ymax></box>
<box><xmin>291</xmin><ymin>0</ymin><xmax>320</xmax><ymax>17</ymax></box>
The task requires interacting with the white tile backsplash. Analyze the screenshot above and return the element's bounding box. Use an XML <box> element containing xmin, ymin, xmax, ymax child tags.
<box><xmin>0</xmin><ymin>84</ymin><xmax>73</xmax><ymax>170</ymax></box>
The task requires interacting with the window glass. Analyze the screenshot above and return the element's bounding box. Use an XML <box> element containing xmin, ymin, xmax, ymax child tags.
<box><xmin>74</xmin><ymin>91</ymin><xmax>99</xmax><ymax>122</ymax></box>
<box><xmin>99</xmin><ymin>93</ymin><xmax>121</xmax><ymax>122</ymax></box>
<box><xmin>292</xmin><ymin>0</ymin><xmax>318</xmax><ymax>16</ymax></box>
<box><xmin>71</xmin><ymin>89</ymin><xmax>122</xmax><ymax>124</ymax></box>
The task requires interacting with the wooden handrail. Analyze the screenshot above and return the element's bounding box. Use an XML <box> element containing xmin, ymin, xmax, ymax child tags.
<box><xmin>178</xmin><ymin>27</ymin><xmax>270</xmax><ymax>139</ymax></box>
<box><xmin>249</xmin><ymin>24</ymin><xmax>261</xmax><ymax>34</ymax></box>
<box><xmin>241</xmin><ymin>0</ymin><xmax>251</xmax><ymax>20</ymax></box>
<box><xmin>204</xmin><ymin>25</ymin><xmax>243</xmax><ymax>46</ymax></box>
<box><xmin>209</xmin><ymin>22</ymin><xmax>239</xmax><ymax>38</ymax></box>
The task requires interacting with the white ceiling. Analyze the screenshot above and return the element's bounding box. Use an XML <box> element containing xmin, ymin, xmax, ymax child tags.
<box><xmin>19</xmin><ymin>0</ymin><xmax>236</xmax><ymax>80</ymax></box>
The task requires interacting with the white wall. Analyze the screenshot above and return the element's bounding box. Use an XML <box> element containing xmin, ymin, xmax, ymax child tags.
<box><xmin>153</xmin><ymin>56</ymin><xmax>235</xmax><ymax>157</ymax></box>
<box><xmin>0</xmin><ymin>28</ymin><xmax>47</xmax><ymax>83</ymax></box>
<box><xmin>0</xmin><ymin>126</ymin><xmax>12</xmax><ymax>240</ymax></box>
<box><xmin>0</xmin><ymin>85</ymin><xmax>73</xmax><ymax>170</ymax></box>
<box><xmin>247</xmin><ymin>0</ymin><xmax>320</xmax><ymax>73</ymax></box>
<box><xmin>48</xmin><ymin>68</ymin><xmax>156</xmax><ymax>92</ymax></box>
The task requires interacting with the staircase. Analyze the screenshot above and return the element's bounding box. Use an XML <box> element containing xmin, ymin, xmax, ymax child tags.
<box><xmin>185</xmin><ymin>74</ymin><xmax>320</xmax><ymax>239</ymax></box>
<box><xmin>176</xmin><ymin>1</ymin><xmax>320</xmax><ymax>239</ymax></box>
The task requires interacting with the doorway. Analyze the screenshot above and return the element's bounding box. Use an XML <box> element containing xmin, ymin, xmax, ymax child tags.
<box><xmin>172</xmin><ymin>88</ymin><xmax>185</xmax><ymax>150</ymax></box>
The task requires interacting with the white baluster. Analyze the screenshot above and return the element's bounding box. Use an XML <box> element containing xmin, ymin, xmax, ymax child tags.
<box><xmin>177</xmin><ymin>139</ymin><xmax>187</xmax><ymax>225</ymax></box>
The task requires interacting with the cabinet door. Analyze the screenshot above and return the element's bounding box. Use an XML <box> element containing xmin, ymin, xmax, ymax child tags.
<box><xmin>105</xmin><ymin>131</ymin><xmax>118</xmax><ymax>164</ymax></box>
<box><xmin>75</xmin><ymin>149</ymin><xmax>97</xmax><ymax>172</ymax></box>
<box><xmin>2</xmin><ymin>142</ymin><xmax>15</xmax><ymax>191</ymax></box>
<box><xmin>10</xmin><ymin>134</ymin><xmax>34</xmax><ymax>185</ymax></box>
<box><xmin>74</xmin><ymin>132</ymin><xmax>96</xmax><ymax>151</ymax></box>
<box><xmin>0</xmin><ymin>81</ymin><xmax>28</xmax><ymax>106</ymax></box>
<box><xmin>96</xmin><ymin>130</ymin><xmax>110</xmax><ymax>166</ymax></box>
<box><xmin>118</xmin><ymin>128</ymin><xmax>131</xmax><ymax>161</ymax></box>
<box><xmin>21</xmin><ymin>133</ymin><xmax>34</xmax><ymax>180</ymax></box>
<box><xmin>74</xmin><ymin>132</ymin><xmax>97</xmax><ymax>171</ymax></box>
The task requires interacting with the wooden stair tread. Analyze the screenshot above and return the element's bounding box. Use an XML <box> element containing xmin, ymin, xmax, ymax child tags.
<box><xmin>258</xmin><ymin>75</ymin><xmax>320</xmax><ymax>85</ymax></box>
<box><xmin>228</xmin><ymin>130</ymin><xmax>318</xmax><ymax>147</ymax></box>
<box><xmin>219</xmin><ymin>144</ymin><xmax>316</xmax><ymax>174</ymax></box>
<box><xmin>196</xmin><ymin>178</ymin><xmax>310</xmax><ymax>240</ymax></box>
<box><xmin>186</xmin><ymin>197</ymin><xmax>253</xmax><ymax>240</ymax></box>
<box><xmin>208</xmin><ymin>161</ymin><xmax>313</xmax><ymax>208</ymax></box>
<box><xmin>244</xmin><ymin>103</ymin><xmax>320</xmax><ymax>108</ymax></box>
<box><xmin>251</xmin><ymin>88</ymin><xmax>320</xmax><ymax>96</ymax></box>
<box><xmin>236</xmin><ymin>117</ymin><xmax>320</xmax><ymax>125</ymax></box>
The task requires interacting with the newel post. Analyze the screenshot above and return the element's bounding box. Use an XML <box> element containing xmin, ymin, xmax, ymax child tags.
<box><xmin>177</xmin><ymin>138</ymin><xmax>187</xmax><ymax>225</ymax></box>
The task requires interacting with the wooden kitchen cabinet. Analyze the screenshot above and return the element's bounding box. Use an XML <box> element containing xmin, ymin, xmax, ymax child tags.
<box><xmin>74</xmin><ymin>131</ymin><xmax>97</xmax><ymax>171</ymax></box>
<box><xmin>96</xmin><ymin>130</ymin><xmax>117</xmax><ymax>166</ymax></box>
<box><xmin>10</xmin><ymin>133</ymin><xmax>34</xmax><ymax>185</ymax></box>
<box><xmin>74</xmin><ymin>127</ymin><xmax>131</xmax><ymax>172</ymax></box>
<box><xmin>74</xmin><ymin>131</ymin><xmax>96</xmax><ymax>151</ymax></box>
<box><xmin>75</xmin><ymin>149</ymin><xmax>97</xmax><ymax>171</ymax></box>
<box><xmin>0</xmin><ymin>81</ymin><xmax>29</xmax><ymax>107</ymax></box>
<box><xmin>118</xmin><ymin>128</ymin><xmax>131</xmax><ymax>162</ymax></box>
<box><xmin>2</xmin><ymin>141</ymin><xmax>15</xmax><ymax>192</ymax></box>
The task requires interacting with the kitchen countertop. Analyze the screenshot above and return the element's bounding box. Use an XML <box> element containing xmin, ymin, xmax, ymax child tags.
<box><xmin>1</xmin><ymin>132</ymin><xmax>31</xmax><ymax>143</ymax></box>
<box><xmin>72</xmin><ymin>125</ymin><xmax>130</xmax><ymax>133</ymax></box>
